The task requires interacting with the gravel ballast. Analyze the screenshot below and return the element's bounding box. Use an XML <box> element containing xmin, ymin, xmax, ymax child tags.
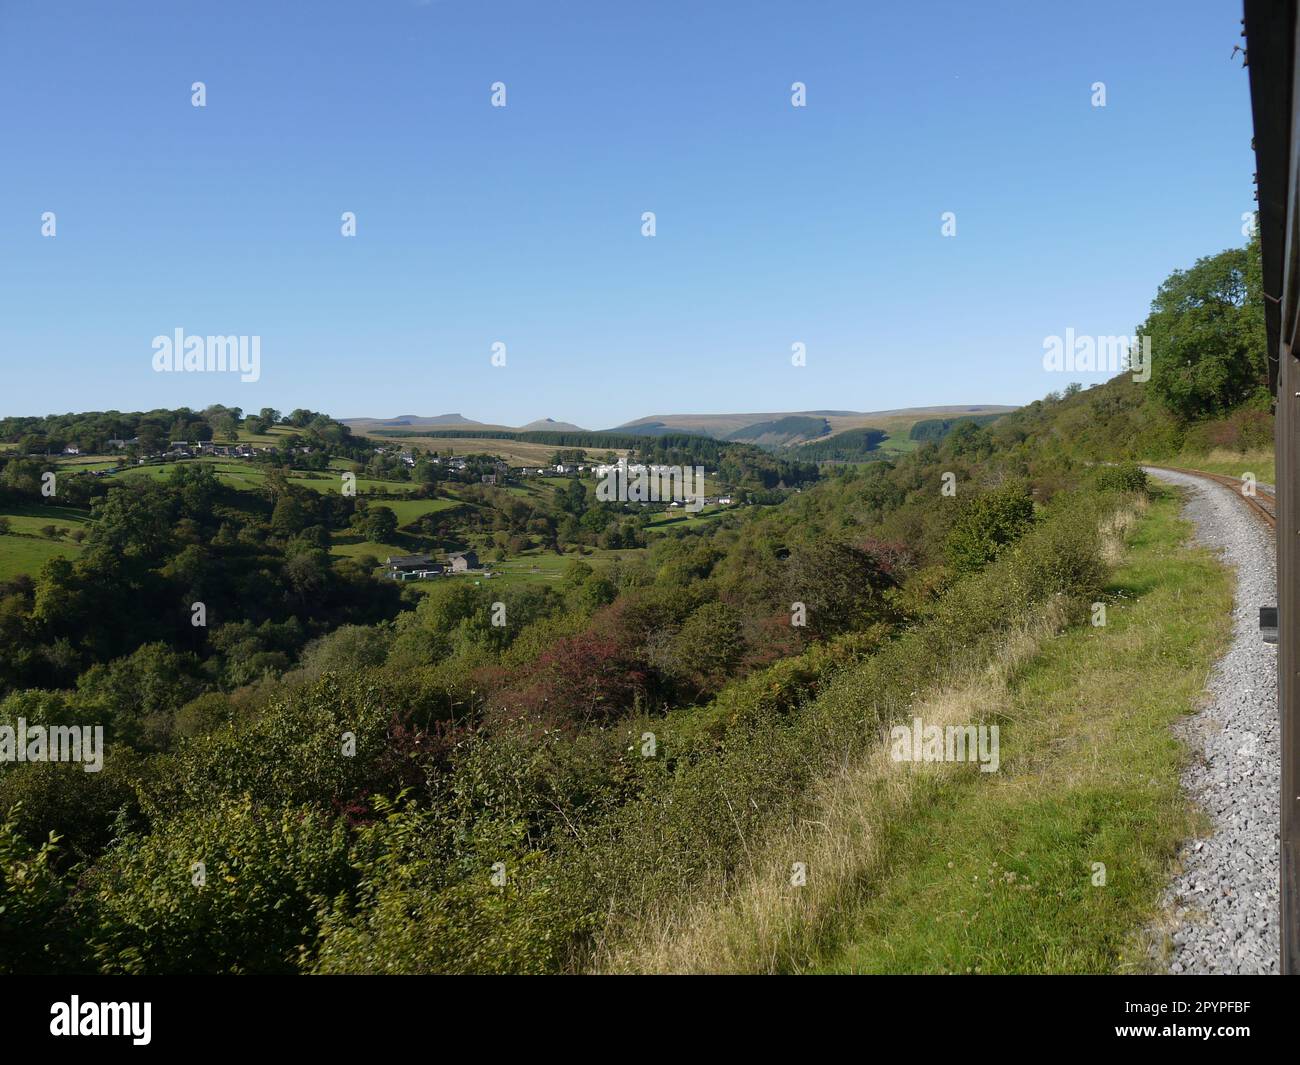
<box><xmin>1144</xmin><ymin>467</ymin><xmax>1278</xmax><ymax>975</ymax></box>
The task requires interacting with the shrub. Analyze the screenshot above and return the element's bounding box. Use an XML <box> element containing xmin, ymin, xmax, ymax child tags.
<box><xmin>1093</xmin><ymin>463</ymin><xmax>1149</xmax><ymax>496</ymax></box>
<box><xmin>944</xmin><ymin>483</ymin><xmax>1036</xmax><ymax>575</ymax></box>
<box><xmin>312</xmin><ymin>799</ymin><xmax>593</xmax><ymax>974</ymax></box>
<box><xmin>0</xmin><ymin>806</ymin><xmax>82</xmax><ymax>973</ymax></box>
<box><xmin>86</xmin><ymin>798</ymin><xmax>352</xmax><ymax>974</ymax></box>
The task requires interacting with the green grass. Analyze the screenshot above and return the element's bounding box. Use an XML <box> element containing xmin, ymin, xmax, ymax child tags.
<box><xmin>1157</xmin><ymin>448</ymin><xmax>1275</xmax><ymax>486</ymax></box>
<box><xmin>490</xmin><ymin>552</ymin><xmax>573</xmax><ymax>583</ymax></box>
<box><xmin>329</xmin><ymin>538</ymin><xmax>400</xmax><ymax>563</ymax></box>
<box><xmin>878</xmin><ymin>432</ymin><xmax>918</xmax><ymax>454</ymax></box>
<box><xmin>107</xmin><ymin>458</ymin><xmax>420</xmax><ymax>496</ymax></box>
<box><xmin>0</xmin><ymin>502</ymin><xmax>92</xmax><ymax>578</ymax></box>
<box><xmin>809</xmin><ymin>486</ymin><xmax>1230</xmax><ymax>973</ymax></box>
<box><xmin>645</xmin><ymin>506</ymin><xmax>733</xmax><ymax>529</ymax></box>
<box><xmin>0</xmin><ymin>502</ymin><xmax>92</xmax><ymax>533</ymax></box>
<box><xmin>235</xmin><ymin>424</ymin><xmax>297</xmax><ymax>445</ymax></box>
<box><xmin>0</xmin><ymin>533</ymin><xmax>82</xmax><ymax>580</ymax></box>
<box><xmin>51</xmin><ymin>454</ymin><xmax>120</xmax><ymax>471</ymax></box>
<box><xmin>441</xmin><ymin>547</ymin><xmax>642</xmax><ymax>588</ymax></box>
<box><xmin>383</xmin><ymin>497</ymin><xmax>463</xmax><ymax>525</ymax></box>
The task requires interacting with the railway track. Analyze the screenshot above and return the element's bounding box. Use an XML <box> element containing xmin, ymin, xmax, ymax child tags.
<box><xmin>1147</xmin><ymin>465</ymin><xmax>1276</xmax><ymax>527</ymax></box>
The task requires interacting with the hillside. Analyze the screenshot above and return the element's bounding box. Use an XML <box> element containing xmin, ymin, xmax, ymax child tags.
<box><xmin>0</xmin><ymin>237</ymin><xmax>1272</xmax><ymax>978</ymax></box>
<box><xmin>341</xmin><ymin>406</ymin><xmax>1020</xmax><ymax>455</ymax></box>
<box><xmin>518</xmin><ymin>418</ymin><xmax>588</xmax><ymax>432</ymax></box>
<box><xmin>342</xmin><ymin>414</ymin><xmax>505</xmax><ymax>434</ymax></box>
<box><xmin>615</xmin><ymin>405</ymin><xmax>1017</xmax><ymax>445</ymax></box>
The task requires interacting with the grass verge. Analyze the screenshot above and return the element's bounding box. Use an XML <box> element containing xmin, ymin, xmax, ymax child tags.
<box><xmin>598</xmin><ymin>485</ymin><xmax>1231</xmax><ymax>973</ymax></box>
<box><xmin>814</xmin><ymin>485</ymin><xmax>1230</xmax><ymax>973</ymax></box>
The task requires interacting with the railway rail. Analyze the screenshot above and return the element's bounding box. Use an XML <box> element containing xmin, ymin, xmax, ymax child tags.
<box><xmin>1147</xmin><ymin>465</ymin><xmax>1277</xmax><ymax>527</ymax></box>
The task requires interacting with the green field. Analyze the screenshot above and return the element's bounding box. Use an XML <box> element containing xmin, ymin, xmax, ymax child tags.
<box><xmin>383</xmin><ymin>497</ymin><xmax>464</xmax><ymax>525</ymax></box>
<box><xmin>329</xmin><ymin>537</ymin><xmax>400</xmax><ymax>564</ymax></box>
<box><xmin>0</xmin><ymin>501</ymin><xmax>92</xmax><ymax>533</ymax></box>
<box><xmin>386</xmin><ymin>546</ymin><xmax>643</xmax><ymax>592</ymax></box>
<box><xmin>0</xmin><ymin>533</ymin><xmax>82</xmax><ymax>580</ymax></box>
<box><xmin>644</xmin><ymin>503</ymin><xmax>735</xmax><ymax>528</ymax></box>
<box><xmin>107</xmin><ymin>458</ymin><xmax>421</xmax><ymax>496</ymax></box>
<box><xmin>235</xmin><ymin>424</ymin><xmax>299</xmax><ymax>446</ymax></box>
<box><xmin>0</xmin><ymin>502</ymin><xmax>92</xmax><ymax>579</ymax></box>
<box><xmin>353</xmin><ymin>433</ymin><xmax>630</xmax><ymax>467</ymax></box>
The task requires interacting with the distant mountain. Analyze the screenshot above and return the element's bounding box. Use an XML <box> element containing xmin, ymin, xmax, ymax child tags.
<box><xmin>614</xmin><ymin>406</ymin><xmax>1017</xmax><ymax>445</ymax></box>
<box><xmin>341</xmin><ymin>405</ymin><xmax>1018</xmax><ymax>447</ymax></box>
<box><xmin>342</xmin><ymin>413</ymin><xmax>499</xmax><ymax>433</ymax></box>
<box><xmin>727</xmin><ymin>415</ymin><xmax>831</xmax><ymax>447</ymax></box>
<box><xmin>519</xmin><ymin>417</ymin><xmax>588</xmax><ymax>432</ymax></box>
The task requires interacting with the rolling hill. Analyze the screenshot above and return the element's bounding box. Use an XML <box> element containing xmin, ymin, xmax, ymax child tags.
<box><xmin>341</xmin><ymin>406</ymin><xmax>1019</xmax><ymax>457</ymax></box>
<box><xmin>612</xmin><ymin>406</ymin><xmax>1018</xmax><ymax>448</ymax></box>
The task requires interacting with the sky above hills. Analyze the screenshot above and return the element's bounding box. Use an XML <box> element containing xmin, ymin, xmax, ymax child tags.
<box><xmin>0</xmin><ymin>0</ymin><xmax>1254</xmax><ymax>426</ymax></box>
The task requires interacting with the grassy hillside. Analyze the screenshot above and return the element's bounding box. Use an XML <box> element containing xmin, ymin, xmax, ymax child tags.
<box><xmin>985</xmin><ymin>375</ymin><xmax>1273</xmax><ymax>482</ymax></box>
<box><xmin>727</xmin><ymin>415</ymin><xmax>830</xmax><ymax>447</ymax></box>
<box><xmin>816</xmin><ymin>490</ymin><xmax>1226</xmax><ymax>973</ymax></box>
<box><xmin>595</xmin><ymin>488</ymin><xmax>1227</xmax><ymax>972</ymax></box>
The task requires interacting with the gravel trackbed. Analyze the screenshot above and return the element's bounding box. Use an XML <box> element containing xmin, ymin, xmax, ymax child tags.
<box><xmin>1144</xmin><ymin>467</ymin><xmax>1278</xmax><ymax>975</ymax></box>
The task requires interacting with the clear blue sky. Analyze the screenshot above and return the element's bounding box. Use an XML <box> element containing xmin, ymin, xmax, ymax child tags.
<box><xmin>0</xmin><ymin>0</ymin><xmax>1255</xmax><ymax>428</ymax></box>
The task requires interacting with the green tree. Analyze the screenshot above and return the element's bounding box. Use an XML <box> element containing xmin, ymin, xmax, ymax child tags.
<box><xmin>670</xmin><ymin>600</ymin><xmax>746</xmax><ymax>689</ymax></box>
<box><xmin>363</xmin><ymin>506</ymin><xmax>398</xmax><ymax>542</ymax></box>
<box><xmin>1141</xmin><ymin>240</ymin><xmax>1268</xmax><ymax>420</ymax></box>
<box><xmin>784</xmin><ymin>539</ymin><xmax>893</xmax><ymax>639</ymax></box>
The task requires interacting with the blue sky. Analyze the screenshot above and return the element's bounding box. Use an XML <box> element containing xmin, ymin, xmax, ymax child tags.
<box><xmin>0</xmin><ymin>0</ymin><xmax>1255</xmax><ymax>428</ymax></box>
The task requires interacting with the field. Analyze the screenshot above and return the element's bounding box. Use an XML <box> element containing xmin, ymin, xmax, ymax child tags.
<box><xmin>457</xmin><ymin>546</ymin><xmax>639</xmax><ymax>586</ymax></box>
<box><xmin>382</xmin><ymin>497</ymin><xmax>464</xmax><ymax>524</ymax></box>
<box><xmin>355</xmin><ymin>434</ymin><xmax>630</xmax><ymax>467</ymax></box>
<box><xmin>52</xmin><ymin>454</ymin><xmax>121</xmax><ymax>471</ymax></box>
<box><xmin>236</xmin><ymin>425</ymin><xmax>300</xmax><ymax>446</ymax></box>
<box><xmin>0</xmin><ymin>501</ymin><xmax>92</xmax><ymax>534</ymax></box>
<box><xmin>0</xmin><ymin>533</ymin><xmax>82</xmax><ymax>580</ymax></box>
<box><xmin>106</xmin><ymin>458</ymin><xmax>422</xmax><ymax>496</ymax></box>
<box><xmin>0</xmin><ymin>502</ymin><xmax>89</xmax><ymax>579</ymax></box>
<box><xmin>645</xmin><ymin>505</ymin><xmax>734</xmax><ymax>529</ymax></box>
<box><xmin>0</xmin><ymin>452</ymin><xmax>707</xmax><ymax>585</ymax></box>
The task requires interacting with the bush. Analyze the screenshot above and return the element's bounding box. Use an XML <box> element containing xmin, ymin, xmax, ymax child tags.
<box><xmin>1093</xmin><ymin>463</ymin><xmax>1149</xmax><ymax>496</ymax></box>
<box><xmin>140</xmin><ymin>675</ymin><xmax>426</xmax><ymax>817</ymax></box>
<box><xmin>944</xmin><ymin>483</ymin><xmax>1036</xmax><ymax>575</ymax></box>
<box><xmin>0</xmin><ymin>806</ymin><xmax>82</xmax><ymax>973</ymax></box>
<box><xmin>86</xmin><ymin>798</ymin><xmax>352</xmax><ymax>974</ymax></box>
<box><xmin>312</xmin><ymin>799</ymin><xmax>593</xmax><ymax>974</ymax></box>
